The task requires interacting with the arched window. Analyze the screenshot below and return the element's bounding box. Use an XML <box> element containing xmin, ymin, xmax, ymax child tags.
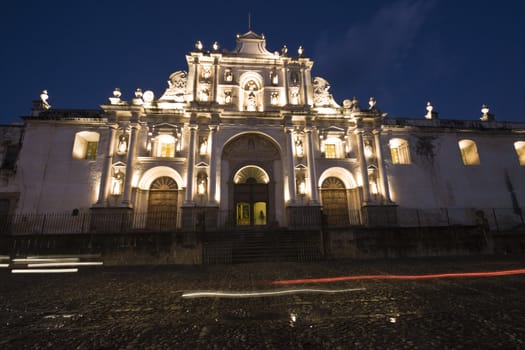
<box><xmin>458</xmin><ymin>139</ymin><xmax>480</xmax><ymax>165</ymax></box>
<box><xmin>154</xmin><ymin>134</ymin><xmax>176</xmax><ymax>158</ymax></box>
<box><xmin>514</xmin><ymin>141</ymin><xmax>525</xmax><ymax>166</ymax></box>
<box><xmin>72</xmin><ymin>131</ymin><xmax>100</xmax><ymax>160</ymax></box>
<box><xmin>389</xmin><ymin>138</ymin><xmax>411</xmax><ymax>164</ymax></box>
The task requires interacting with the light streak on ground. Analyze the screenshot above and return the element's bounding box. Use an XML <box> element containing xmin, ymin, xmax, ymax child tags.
<box><xmin>0</xmin><ymin>263</ymin><xmax>9</xmax><ymax>268</ymax></box>
<box><xmin>272</xmin><ymin>268</ymin><xmax>525</xmax><ymax>285</ymax></box>
<box><xmin>182</xmin><ymin>287</ymin><xmax>365</xmax><ymax>299</ymax></box>
<box><xmin>11</xmin><ymin>268</ymin><xmax>78</xmax><ymax>274</ymax></box>
<box><xmin>27</xmin><ymin>262</ymin><xmax>103</xmax><ymax>268</ymax></box>
<box><xmin>13</xmin><ymin>258</ymin><xmax>80</xmax><ymax>263</ymax></box>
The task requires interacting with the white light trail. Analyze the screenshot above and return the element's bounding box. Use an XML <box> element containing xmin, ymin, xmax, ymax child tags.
<box><xmin>182</xmin><ymin>287</ymin><xmax>366</xmax><ymax>299</ymax></box>
<box><xmin>13</xmin><ymin>258</ymin><xmax>80</xmax><ymax>263</ymax></box>
<box><xmin>11</xmin><ymin>268</ymin><xmax>78</xmax><ymax>274</ymax></box>
<box><xmin>0</xmin><ymin>263</ymin><xmax>9</xmax><ymax>268</ymax></box>
<box><xmin>27</xmin><ymin>262</ymin><xmax>103</xmax><ymax>268</ymax></box>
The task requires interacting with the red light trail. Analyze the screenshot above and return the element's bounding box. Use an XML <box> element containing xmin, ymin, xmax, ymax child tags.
<box><xmin>272</xmin><ymin>268</ymin><xmax>525</xmax><ymax>285</ymax></box>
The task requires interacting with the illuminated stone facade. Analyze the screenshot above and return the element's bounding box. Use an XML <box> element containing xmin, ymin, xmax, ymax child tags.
<box><xmin>2</xmin><ymin>31</ymin><xmax>525</xmax><ymax>231</ymax></box>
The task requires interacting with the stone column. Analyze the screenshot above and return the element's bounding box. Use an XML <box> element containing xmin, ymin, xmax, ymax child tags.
<box><xmin>285</xmin><ymin>127</ymin><xmax>296</xmax><ymax>203</ymax></box>
<box><xmin>121</xmin><ymin>123</ymin><xmax>139</xmax><ymax>207</ymax></box>
<box><xmin>95</xmin><ymin>125</ymin><xmax>117</xmax><ymax>206</ymax></box>
<box><xmin>305</xmin><ymin>127</ymin><xmax>319</xmax><ymax>203</ymax></box>
<box><xmin>212</xmin><ymin>58</ymin><xmax>218</xmax><ymax>103</ymax></box>
<box><xmin>301</xmin><ymin>64</ymin><xmax>308</xmax><ymax>105</ymax></box>
<box><xmin>184</xmin><ymin>124</ymin><xmax>197</xmax><ymax>204</ymax></box>
<box><xmin>373</xmin><ymin>129</ymin><xmax>392</xmax><ymax>203</ymax></box>
<box><xmin>356</xmin><ymin>129</ymin><xmax>370</xmax><ymax>204</ymax></box>
<box><xmin>208</xmin><ymin>124</ymin><xmax>218</xmax><ymax>204</ymax></box>
<box><xmin>192</xmin><ymin>57</ymin><xmax>199</xmax><ymax>102</ymax></box>
<box><xmin>283</xmin><ymin>63</ymin><xmax>289</xmax><ymax>105</ymax></box>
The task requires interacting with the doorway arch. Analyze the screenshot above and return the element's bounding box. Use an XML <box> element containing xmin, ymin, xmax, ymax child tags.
<box><xmin>147</xmin><ymin>176</ymin><xmax>178</xmax><ymax>230</ymax></box>
<box><xmin>320</xmin><ymin>177</ymin><xmax>349</xmax><ymax>225</ymax></box>
<box><xmin>233</xmin><ymin>166</ymin><xmax>269</xmax><ymax>226</ymax></box>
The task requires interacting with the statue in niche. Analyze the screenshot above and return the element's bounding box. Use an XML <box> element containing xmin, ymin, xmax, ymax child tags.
<box><xmin>295</xmin><ymin>137</ymin><xmax>304</xmax><ymax>157</ymax></box>
<box><xmin>270</xmin><ymin>92</ymin><xmax>279</xmax><ymax>105</ymax></box>
<box><xmin>247</xmin><ymin>91</ymin><xmax>256</xmax><ymax>111</ymax></box>
<box><xmin>199</xmin><ymin>137</ymin><xmax>208</xmax><ymax>156</ymax></box>
<box><xmin>117</xmin><ymin>134</ymin><xmax>128</xmax><ymax>154</ymax></box>
<box><xmin>200</xmin><ymin>88</ymin><xmax>209</xmax><ymax>102</ymax></box>
<box><xmin>112</xmin><ymin>169</ymin><xmax>124</xmax><ymax>195</ymax></box>
<box><xmin>270</xmin><ymin>70</ymin><xmax>278</xmax><ymax>85</ymax></box>
<box><xmin>224</xmin><ymin>90</ymin><xmax>232</xmax><ymax>104</ymax></box>
<box><xmin>290</xmin><ymin>87</ymin><xmax>300</xmax><ymax>105</ymax></box>
<box><xmin>224</xmin><ymin>69</ymin><xmax>233</xmax><ymax>82</ymax></box>
<box><xmin>197</xmin><ymin>174</ymin><xmax>207</xmax><ymax>195</ymax></box>
<box><xmin>202</xmin><ymin>66</ymin><xmax>212</xmax><ymax>80</ymax></box>
<box><xmin>245</xmin><ymin>80</ymin><xmax>258</xmax><ymax>111</ymax></box>
<box><xmin>290</xmin><ymin>71</ymin><xmax>299</xmax><ymax>86</ymax></box>
<box><xmin>160</xmin><ymin>71</ymin><xmax>187</xmax><ymax>102</ymax></box>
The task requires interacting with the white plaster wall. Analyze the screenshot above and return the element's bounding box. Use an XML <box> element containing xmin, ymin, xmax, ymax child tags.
<box><xmin>15</xmin><ymin>122</ymin><xmax>107</xmax><ymax>213</ymax></box>
<box><xmin>383</xmin><ymin>131</ymin><xmax>525</xmax><ymax>210</ymax></box>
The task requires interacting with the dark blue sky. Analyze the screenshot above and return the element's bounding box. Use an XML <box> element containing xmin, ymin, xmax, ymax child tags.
<box><xmin>1</xmin><ymin>0</ymin><xmax>524</xmax><ymax>124</ymax></box>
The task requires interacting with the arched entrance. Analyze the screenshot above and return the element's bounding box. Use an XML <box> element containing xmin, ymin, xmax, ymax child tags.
<box><xmin>320</xmin><ymin>177</ymin><xmax>349</xmax><ymax>225</ymax></box>
<box><xmin>147</xmin><ymin>176</ymin><xmax>178</xmax><ymax>230</ymax></box>
<box><xmin>233</xmin><ymin>166</ymin><xmax>269</xmax><ymax>226</ymax></box>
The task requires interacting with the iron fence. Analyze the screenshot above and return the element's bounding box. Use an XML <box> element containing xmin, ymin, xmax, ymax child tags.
<box><xmin>0</xmin><ymin>207</ymin><xmax>523</xmax><ymax>235</ymax></box>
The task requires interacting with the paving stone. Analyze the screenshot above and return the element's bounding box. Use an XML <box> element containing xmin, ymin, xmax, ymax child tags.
<box><xmin>1</xmin><ymin>255</ymin><xmax>524</xmax><ymax>349</ymax></box>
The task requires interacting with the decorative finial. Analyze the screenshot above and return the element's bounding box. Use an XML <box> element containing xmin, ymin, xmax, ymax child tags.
<box><xmin>369</xmin><ymin>97</ymin><xmax>376</xmax><ymax>109</ymax></box>
<box><xmin>40</xmin><ymin>89</ymin><xmax>51</xmax><ymax>109</ymax></box>
<box><xmin>425</xmin><ymin>101</ymin><xmax>439</xmax><ymax>120</ymax></box>
<box><xmin>195</xmin><ymin>40</ymin><xmax>203</xmax><ymax>51</ymax></box>
<box><xmin>298</xmin><ymin>46</ymin><xmax>304</xmax><ymax>56</ymax></box>
<box><xmin>109</xmin><ymin>88</ymin><xmax>122</xmax><ymax>105</ymax></box>
<box><xmin>212</xmin><ymin>41</ymin><xmax>220</xmax><ymax>51</ymax></box>
<box><xmin>426</xmin><ymin>101</ymin><xmax>433</xmax><ymax>113</ymax></box>
<box><xmin>132</xmin><ymin>88</ymin><xmax>143</xmax><ymax>105</ymax></box>
<box><xmin>351</xmin><ymin>96</ymin><xmax>360</xmax><ymax>112</ymax></box>
<box><xmin>480</xmin><ymin>104</ymin><xmax>494</xmax><ymax>122</ymax></box>
<box><xmin>281</xmin><ymin>45</ymin><xmax>288</xmax><ymax>56</ymax></box>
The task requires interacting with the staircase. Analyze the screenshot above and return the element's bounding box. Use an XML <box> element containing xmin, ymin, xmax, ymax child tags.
<box><xmin>202</xmin><ymin>229</ymin><xmax>323</xmax><ymax>264</ymax></box>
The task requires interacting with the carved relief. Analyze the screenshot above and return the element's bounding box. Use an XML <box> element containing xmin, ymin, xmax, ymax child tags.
<box><xmin>223</xmin><ymin>135</ymin><xmax>279</xmax><ymax>160</ymax></box>
<box><xmin>159</xmin><ymin>71</ymin><xmax>187</xmax><ymax>102</ymax></box>
<box><xmin>313</xmin><ymin>77</ymin><xmax>339</xmax><ymax>107</ymax></box>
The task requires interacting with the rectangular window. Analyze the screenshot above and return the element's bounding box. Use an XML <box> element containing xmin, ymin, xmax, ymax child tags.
<box><xmin>325</xmin><ymin>144</ymin><xmax>336</xmax><ymax>159</ymax></box>
<box><xmin>160</xmin><ymin>143</ymin><xmax>175</xmax><ymax>157</ymax></box>
<box><xmin>85</xmin><ymin>142</ymin><xmax>98</xmax><ymax>160</ymax></box>
<box><xmin>1</xmin><ymin>145</ymin><xmax>19</xmax><ymax>170</ymax></box>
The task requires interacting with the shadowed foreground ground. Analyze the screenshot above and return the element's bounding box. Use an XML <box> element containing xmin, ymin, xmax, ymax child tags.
<box><xmin>1</xmin><ymin>255</ymin><xmax>525</xmax><ymax>349</ymax></box>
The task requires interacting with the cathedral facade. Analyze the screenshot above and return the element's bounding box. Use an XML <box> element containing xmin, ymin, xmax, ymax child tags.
<box><xmin>1</xmin><ymin>31</ymin><xmax>524</xmax><ymax>234</ymax></box>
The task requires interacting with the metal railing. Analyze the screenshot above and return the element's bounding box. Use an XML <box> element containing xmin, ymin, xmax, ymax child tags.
<box><xmin>1</xmin><ymin>207</ymin><xmax>523</xmax><ymax>235</ymax></box>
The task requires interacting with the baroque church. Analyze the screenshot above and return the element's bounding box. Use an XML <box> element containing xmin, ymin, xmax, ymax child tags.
<box><xmin>1</xmin><ymin>30</ymin><xmax>525</xmax><ymax>236</ymax></box>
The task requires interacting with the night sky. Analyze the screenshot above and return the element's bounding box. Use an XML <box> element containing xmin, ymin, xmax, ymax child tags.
<box><xmin>1</xmin><ymin>0</ymin><xmax>524</xmax><ymax>124</ymax></box>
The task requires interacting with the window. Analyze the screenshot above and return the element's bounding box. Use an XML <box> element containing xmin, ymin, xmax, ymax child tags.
<box><xmin>458</xmin><ymin>139</ymin><xmax>480</xmax><ymax>165</ymax></box>
<box><xmin>325</xmin><ymin>144</ymin><xmax>336</xmax><ymax>158</ymax></box>
<box><xmin>154</xmin><ymin>134</ymin><xmax>176</xmax><ymax>158</ymax></box>
<box><xmin>323</xmin><ymin>137</ymin><xmax>343</xmax><ymax>159</ymax></box>
<box><xmin>389</xmin><ymin>138</ymin><xmax>411</xmax><ymax>164</ymax></box>
<box><xmin>1</xmin><ymin>144</ymin><xmax>19</xmax><ymax>170</ymax></box>
<box><xmin>515</xmin><ymin>141</ymin><xmax>525</xmax><ymax>166</ymax></box>
<box><xmin>72</xmin><ymin>131</ymin><xmax>100</xmax><ymax>160</ymax></box>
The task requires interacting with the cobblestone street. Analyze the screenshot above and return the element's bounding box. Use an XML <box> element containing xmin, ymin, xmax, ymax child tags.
<box><xmin>1</xmin><ymin>255</ymin><xmax>525</xmax><ymax>349</ymax></box>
